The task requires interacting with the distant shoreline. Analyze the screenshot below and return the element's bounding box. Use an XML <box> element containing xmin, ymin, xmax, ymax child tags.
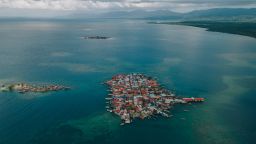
<box><xmin>150</xmin><ymin>21</ymin><xmax>256</xmax><ymax>39</ymax></box>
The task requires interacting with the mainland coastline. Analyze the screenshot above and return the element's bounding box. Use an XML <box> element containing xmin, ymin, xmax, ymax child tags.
<box><xmin>150</xmin><ymin>21</ymin><xmax>256</xmax><ymax>38</ymax></box>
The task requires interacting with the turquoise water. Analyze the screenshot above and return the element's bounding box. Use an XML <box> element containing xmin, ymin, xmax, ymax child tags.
<box><xmin>0</xmin><ymin>19</ymin><xmax>256</xmax><ymax>144</ymax></box>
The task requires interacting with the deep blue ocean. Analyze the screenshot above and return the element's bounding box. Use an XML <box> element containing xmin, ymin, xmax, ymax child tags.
<box><xmin>0</xmin><ymin>19</ymin><xmax>256</xmax><ymax>144</ymax></box>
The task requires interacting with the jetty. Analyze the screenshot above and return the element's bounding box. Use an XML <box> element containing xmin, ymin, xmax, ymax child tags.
<box><xmin>0</xmin><ymin>83</ymin><xmax>71</xmax><ymax>94</ymax></box>
<box><xmin>105</xmin><ymin>73</ymin><xmax>204</xmax><ymax>125</ymax></box>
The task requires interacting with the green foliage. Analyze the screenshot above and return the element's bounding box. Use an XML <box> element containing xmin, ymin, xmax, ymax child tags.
<box><xmin>159</xmin><ymin>21</ymin><xmax>256</xmax><ymax>39</ymax></box>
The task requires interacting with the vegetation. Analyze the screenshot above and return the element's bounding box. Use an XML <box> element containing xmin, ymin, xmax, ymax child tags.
<box><xmin>153</xmin><ymin>21</ymin><xmax>256</xmax><ymax>38</ymax></box>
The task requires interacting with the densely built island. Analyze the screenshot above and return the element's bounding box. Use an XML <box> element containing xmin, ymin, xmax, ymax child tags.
<box><xmin>105</xmin><ymin>73</ymin><xmax>204</xmax><ymax>125</ymax></box>
<box><xmin>0</xmin><ymin>83</ymin><xmax>71</xmax><ymax>93</ymax></box>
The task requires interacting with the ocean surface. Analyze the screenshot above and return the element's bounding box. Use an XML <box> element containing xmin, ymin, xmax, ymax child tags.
<box><xmin>0</xmin><ymin>19</ymin><xmax>255</xmax><ymax>144</ymax></box>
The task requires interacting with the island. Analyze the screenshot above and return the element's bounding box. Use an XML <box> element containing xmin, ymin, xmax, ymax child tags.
<box><xmin>105</xmin><ymin>73</ymin><xmax>204</xmax><ymax>125</ymax></box>
<box><xmin>82</xmin><ymin>36</ymin><xmax>111</xmax><ymax>40</ymax></box>
<box><xmin>0</xmin><ymin>83</ymin><xmax>71</xmax><ymax>93</ymax></box>
<box><xmin>150</xmin><ymin>21</ymin><xmax>256</xmax><ymax>39</ymax></box>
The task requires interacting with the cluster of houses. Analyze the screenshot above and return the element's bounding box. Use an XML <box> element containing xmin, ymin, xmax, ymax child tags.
<box><xmin>0</xmin><ymin>83</ymin><xmax>70</xmax><ymax>93</ymax></box>
<box><xmin>105</xmin><ymin>73</ymin><xmax>204</xmax><ymax>125</ymax></box>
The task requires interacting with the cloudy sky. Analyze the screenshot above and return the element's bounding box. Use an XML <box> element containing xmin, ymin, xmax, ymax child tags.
<box><xmin>0</xmin><ymin>0</ymin><xmax>256</xmax><ymax>17</ymax></box>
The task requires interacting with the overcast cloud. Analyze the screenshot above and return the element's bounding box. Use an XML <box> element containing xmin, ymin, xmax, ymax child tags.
<box><xmin>0</xmin><ymin>0</ymin><xmax>256</xmax><ymax>17</ymax></box>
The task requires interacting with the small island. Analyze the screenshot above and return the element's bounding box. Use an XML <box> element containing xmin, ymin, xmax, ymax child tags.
<box><xmin>82</xmin><ymin>36</ymin><xmax>111</xmax><ymax>40</ymax></box>
<box><xmin>0</xmin><ymin>83</ymin><xmax>71</xmax><ymax>94</ymax></box>
<box><xmin>105</xmin><ymin>73</ymin><xmax>204</xmax><ymax>125</ymax></box>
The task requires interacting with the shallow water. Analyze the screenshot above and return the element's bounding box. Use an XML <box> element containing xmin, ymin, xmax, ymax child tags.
<box><xmin>0</xmin><ymin>19</ymin><xmax>255</xmax><ymax>144</ymax></box>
